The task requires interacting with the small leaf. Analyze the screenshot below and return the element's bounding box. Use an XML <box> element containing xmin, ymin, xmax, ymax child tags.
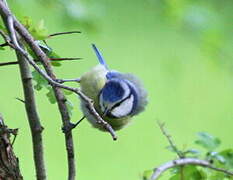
<box><xmin>46</xmin><ymin>88</ymin><xmax>56</xmax><ymax>104</ymax></box>
<box><xmin>184</xmin><ymin>149</ymin><xmax>201</xmax><ymax>156</ymax></box>
<box><xmin>48</xmin><ymin>51</ymin><xmax>62</xmax><ymax>67</ymax></box>
<box><xmin>169</xmin><ymin>166</ymin><xmax>207</xmax><ymax>180</ymax></box>
<box><xmin>0</xmin><ymin>46</ymin><xmax>5</xmax><ymax>50</ymax></box>
<box><xmin>30</xmin><ymin>20</ymin><xmax>48</xmax><ymax>40</ymax></box>
<box><xmin>195</xmin><ymin>132</ymin><xmax>221</xmax><ymax>151</ymax></box>
<box><xmin>63</xmin><ymin>89</ymin><xmax>73</xmax><ymax>95</ymax></box>
<box><xmin>51</xmin><ymin>61</ymin><xmax>62</xmax><ymax>67</ymax></box>
<box><xmin>208</xmin><ymin>152</ymin><xmax>226</xmax><ymax>163</ymax></box>
<box><xmin>48</xmin><ymin>50</ymin><xmax>60</xmax><ymax>59</ymax></box>
<box><xmin>209</xmin><ymin>171</ymin><xmax>226</xmax><ymax>180</ymax></box>
<box><xmin>32</xmin><ymin>70</ymin><xmax>49</xmax><ymax>91</ymax></box>
<box><xmin>35</xmin><ymin>41</ymin><xmax>62</xmax><ymax>67</ymax></box>
<box><xmin>219</xmin><ymin>149</ymin><xmax>233</xmax><ymax>169</ymax></box>
<box><xmin>142</xmin><ymin>169</ymin><xmax>153</xmax><ymax>180</ymax></box>
<box><xmin>65</xmin><ymin>100</ymin><xmax>74</xmax><ymax>117</ymax></box>
<box><xmin>21</xmin><ymin>16</ymin><xmax>33</xmax><ymax>29</ymax></box>
<box><xmin>36</xmin><ymin>40</ymin><xmax>52</xmax><ymax>55</ymax></box>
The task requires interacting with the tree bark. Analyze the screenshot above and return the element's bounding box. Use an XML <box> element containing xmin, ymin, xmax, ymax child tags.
<box><xmin>0</xmin><ymin>115</ymin><xmax>23</xmax><ymax>180</ymax></box>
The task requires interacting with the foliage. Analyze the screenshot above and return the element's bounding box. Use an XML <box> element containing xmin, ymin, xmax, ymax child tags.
<box><xmin>142</xmin><ymin>132</ymin><xmax>233</xmax><ymax>180</ymax></box>
<box><xmin>15</xmin><ymin>18</ymin><xmax>74</xmax><ymax>116</ymax></box>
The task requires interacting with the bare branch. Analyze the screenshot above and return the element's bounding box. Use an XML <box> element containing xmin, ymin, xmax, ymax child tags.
<box><xmin>0</xmin><ymin>58</ymin><xmax>82</xmax><ymax>67</ymax></box>
<box><xmin>48</xmin><ymin>31</ymin><xmax>81</xmax><ymax>38</ymax></box>
<box><xmin>0</xmin><ymin>29</ymin><xmax>14</xmax><ymax>48</ymax></box>
<box><xmin>0</xmin><ymin>61</ymin><xmax>18</xmax><ymax>66</ymax></box>
<box><xmin>150</xmin><ymin>158</ymin><xmax>233</xmax><ymax>180</ymax></box>
<box><xmin>16</xmin><ymin>34</ymin><xmax>47</xmax><ymax>180</ymax></box>
<box><xmin>157</xmin><ymin>121</ymin><xmax>184</xmax><ymax>158</ymax></box>
<box><xmin>56</xmin><ymin>78</ymin><xmax>81</xmax><ymax>84</ymax></box>
<box><xmin>0</xmin><ymin>114</ymin><xmax>23</xmax><ymax>180</ymax></box>
<box><xmin>49</xmin><ymin>57</ymin><xmax>82</xmax><ymax>61</ymax></box>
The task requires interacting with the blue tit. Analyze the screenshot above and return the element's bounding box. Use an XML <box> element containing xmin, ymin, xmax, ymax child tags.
<box><xmin>80</xmin><ymin>44</ymin><xmax>148</xmax><ymax>131</ymax></box>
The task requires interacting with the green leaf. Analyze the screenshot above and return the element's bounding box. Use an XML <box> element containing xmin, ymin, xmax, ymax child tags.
<box><xmin>21</xmin><ymin>17</ymin><xmax>48</xmax><ymax>40</ymax></box>
<box><xmin>142</xmin><ymin>169</ymin><xmax>153</xmax><ymax>180</ymax></box>
<box><xmin>35</xmin><ymin>41</ymin><xmax>62</xmax><ymax>67</ymax></box>
<box><xmin>46</xmin><ymin>88</ymin><xmax>56</xmax><ymax>104</ymax></box>
<box><xmin>30</xmin><ymin>20</ymin><xmax>48</xmax><ymax>40</ymax></box>
<box><xmin>65</xmin><ymin>100</ymin><xmax>74</xmax><ymax>117</ymax></box>
<box><xmin>166</xmin><ymin>145</ymin><xmax>183</xmax><ymax>156</ymax></box>
<box><xmin>208</xmin><ymin>152</ymin><xmax>226</xmax><ymax>163</ymax></box>
<box><xmin>32</xmin><ymin>70</ymin><xmax>49</xmax><ymax>91</ymax></box>
<box><xmin>0</xmin><ymin>46</ymin><xmax>5</xmax><ymax>50</ymax></box>
<box><xmin>51</xmin><ymin>61</ymin><xmax>62</xmax><ymax>67</ymax></box>
<box><xmin>209</xmin><ymin>171</ymin><xmax>226</xmax><ymax>180</ymax></box>
<box><xmin>219</xmin><ymin>149</ymin><xmax>233</xmax><ymax>169</ymax></box>
<box><xmin>21</xmin><ymin>16</ymin><xmax>33</xmax><ymax>29</ymax></box>
<box><xmin>184</xmin><ymin>149</ymin><xmax>201</xmax><ymax>157</ymax></box>
<box><xmin>48</xmin><ymin>51</ymin><xmax>62</xmax><ymax>67</ymax></box>
<box><xmin>195</xmin><ymin>132</ymin><xmax>221</xmax><ymax>151</ymax></box>
<box><xmin>169</xmin><ymin>166</ymin><xmax>207</xmax><ymax>180</ymax></box>
<box><xmin>62</xmin><ymin>89</ymin><xmax>73</xmax><ymax>95</ymax></box>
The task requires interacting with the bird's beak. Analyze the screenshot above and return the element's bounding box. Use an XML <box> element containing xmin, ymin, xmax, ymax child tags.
<box><xmin>103</xmin><ymin>107</ymin><xmax>110</xmax><ymax>117</ymax></box>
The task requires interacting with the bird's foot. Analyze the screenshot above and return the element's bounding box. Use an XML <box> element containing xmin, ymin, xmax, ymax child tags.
<box><xmin>62</xmin><ymin>122</ymin><xmax>76</xmax><ymax>133</ymax></box>
<box><xmin>62</xmin><ymin>116</ymin><xmax>85</xmax><ymax>133</ymax></box>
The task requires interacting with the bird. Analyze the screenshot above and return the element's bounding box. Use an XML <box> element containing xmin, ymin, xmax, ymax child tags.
<box><xmin>79</xmin><ymin>44</ymin><xmax>148</xmax><ymax>131</ymax></box>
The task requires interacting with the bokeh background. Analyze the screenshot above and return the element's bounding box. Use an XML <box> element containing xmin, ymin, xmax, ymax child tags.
<box><xmin>1</xmin><ymin>0</ymin><xmax>233</xmax><ymax>179</ymax></box>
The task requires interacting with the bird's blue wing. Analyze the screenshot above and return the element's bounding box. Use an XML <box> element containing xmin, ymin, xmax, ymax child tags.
<box><xmin>92</xmin><ymin>44</ymin><xmax>109</xmax><ymax>69</ymax></box>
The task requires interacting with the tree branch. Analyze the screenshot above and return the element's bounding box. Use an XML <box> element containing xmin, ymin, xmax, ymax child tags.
<box><xmin>0</xmin><ymin>1</ymin><xmax>117</xmax><ymax>180</ymax></box>
<box><xmin>0</xmin><ymin>0</ymin><xmax>117</xmax><ymax>141</ymax></box>
<box><xmin>0</xmin><ymin>114</ymin><xmax>23</xmax><ymax>180</ymax></box>
<box><xmin>16</xmin><ymin>39</ymin><xmax>46</xmax><ymax>180</ymax></box>
<box><xmin>150</xmin><ymin>122</ymin><xmax>233</xmax><ymax>179</ymax></box>
<box><xmin>150</xmin><ymin>158</ymin><xmax>233</xmax><ymax>180</ymax></box>
<box><xmin>157</xmin><ymin>121</ymin><xmax>184</xmax><ymax>158</ymax></box>
<box><xmin>0</xmin><ymin>58</ymin><xmax>82</xmax><ymax>67</ymax></box>
<box><xmin>48</xmin><ymin>31</ymin><xmax>81</xmax><ymax>38</ymax></box>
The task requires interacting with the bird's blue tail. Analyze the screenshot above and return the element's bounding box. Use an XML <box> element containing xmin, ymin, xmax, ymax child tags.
<box><xmin>92</xmin><ymin>44</ymin><xmax>109</xmax><ymax>69</ymax></box>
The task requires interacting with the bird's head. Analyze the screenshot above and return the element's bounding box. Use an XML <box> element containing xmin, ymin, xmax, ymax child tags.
<box><xmin>98</xmin><ymin>76</ymin><xmax>138</xmax><ymax>118</ymax></box>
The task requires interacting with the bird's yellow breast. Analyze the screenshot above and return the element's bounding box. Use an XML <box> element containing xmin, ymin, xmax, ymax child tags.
<box><xmin>80</xmin><ymin>65</ymin><xmax>107</xmax><ymax>101</ymax></box>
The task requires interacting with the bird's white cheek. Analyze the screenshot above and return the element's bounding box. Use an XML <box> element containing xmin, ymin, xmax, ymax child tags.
<box><xmin>111</xmin><ymin>95</ymin><xmax>134</xmax><ymax>118</ymax></box>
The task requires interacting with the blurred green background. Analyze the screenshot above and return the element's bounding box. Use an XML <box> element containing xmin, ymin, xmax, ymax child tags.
<box><xmin>1</xmin><ymin>0</ymin><xmax>233</xmax><ymax>179</ymax></box>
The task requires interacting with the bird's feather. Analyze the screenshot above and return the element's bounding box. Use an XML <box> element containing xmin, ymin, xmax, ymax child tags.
<box><xmin>92</xmin><ymin>44</ymin><xmax>109</xmax><ymax>69</ymax></box>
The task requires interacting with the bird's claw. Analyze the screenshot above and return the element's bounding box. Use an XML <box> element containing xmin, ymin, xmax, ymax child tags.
<box><xmin>62</xmin><ymin>122</ymin><xmax>76</xmax><ymax>133</ymax></box>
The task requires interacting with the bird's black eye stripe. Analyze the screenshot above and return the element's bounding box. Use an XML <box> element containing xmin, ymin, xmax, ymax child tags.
<box><xmin>110</xmin><ymin>92</ymin><xmax>132</xmax><ymax>112</ymax></box>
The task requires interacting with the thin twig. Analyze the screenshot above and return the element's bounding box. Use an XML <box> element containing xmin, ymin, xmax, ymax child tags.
<box><xmin>157</xmin><ymin>121</ymin><xmax>184</xmax><ymax>158</ymax></box>
<box><xmin>50</xmin><ymin>57</ymin><xmax>82</xmax><ymax>61</ymax></box>
<box><xmin>56</xmin><ymin>78</ymin><xmax>81</xmax><ymax>84</ymax></box>
<box><xmin>15</xmin><ymin>97</ymin><xmax>25</xmax><ymax>103</ymax></box>
<box><xmin>15</xmin><ymin>32</ymin><xmax>47</xmax><ymax>180</ymax></box>
<box><xmin>48</xmin><ymin>31</ymin><xmax>81</xmax><ymax>38</ymax></box>
<box><xmin>0</xmin><ymin>57</ymin><xmax>82</xmax><ymax>67</ymax></box>
<box><xmin>150</xmin><ymin>158</ymin><xmax>233</xmax><ymax>180</ymax></box>
<box><xmin>0</xmin><ymin>61</ymin><xmax>18</xmax><ymax>66</ymax></box>
<box><xmin>0</xmin><ymin>29</ymin><xmax>14</xmax><ymax>48</ymax></box>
